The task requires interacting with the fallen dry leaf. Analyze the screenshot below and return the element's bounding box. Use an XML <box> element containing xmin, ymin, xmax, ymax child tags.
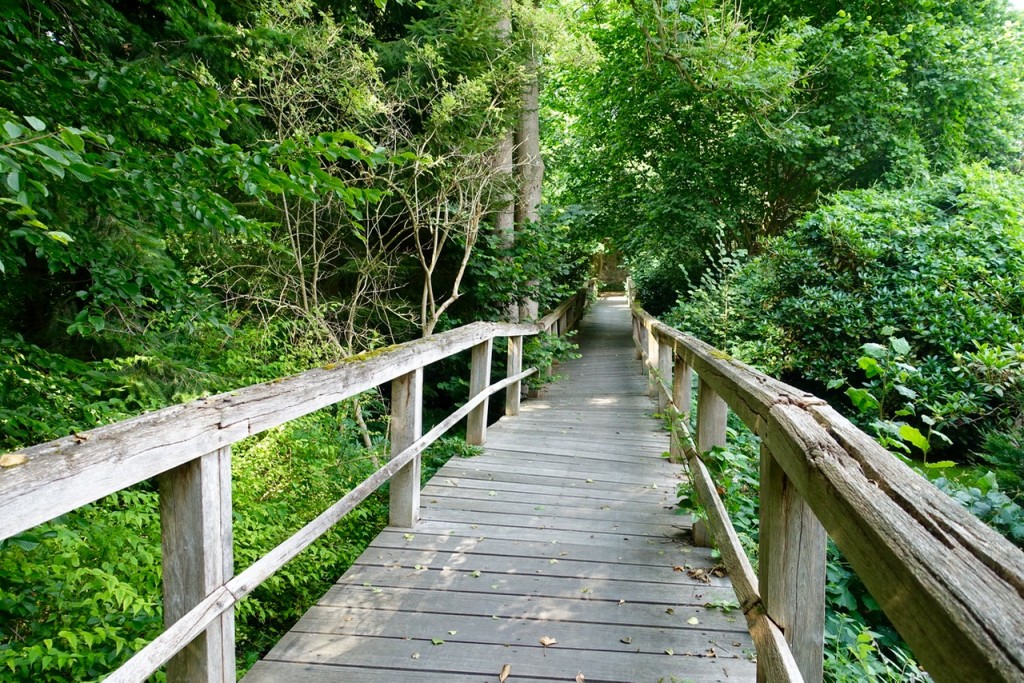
<box><xmin>0</xmin><ymin>453</ymin><xmax>27</xmax><ymax>468</ymax></box>
<box><xmin>687</xmin><ymin>568</ymin><xmax>711</xmax><ymax>583</ymax></box>
<box><xmin>538</xmin><ymin>636</ymin><xmax>557</xmax><ymax>647</ymax></box>
<box><xmin>687</xmin><ymin>616</ymin><xmax>700</xmax><ymax>625</ymax></box>
<box><xmin>499</xmin><ymin>663</ymin><xmax>511</xmax><ymax>682</ymax></box>
<box><xmin>620</xmin><ymin>636</ymin><xmax>632</xmax><ymax>644</ymax></box>
<box><xmin>575</xmin><ymin>673</ymin><xmax>585</xmax><ymax>682</ymax></box>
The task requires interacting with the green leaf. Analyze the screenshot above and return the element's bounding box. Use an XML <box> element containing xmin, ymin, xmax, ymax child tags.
<box><xmin>60</xmin><ymin>129</ymin><xmax>85</xmax><ymax>153</ymax></box>
<box><xmin>861</xmin><ymin>343</ymin><xmax>887</xmax><ymax>359</ymax></box>
<box><xmin>924</xmin><ymin>460</ymin><xmax>955</xmax><ymax>469</ymax></box>
<box><xmin>23</xmin><ymin>116</ymin><xmax>46</xmax><ymax>131</ymax></box>
<box><xmin>857</xmin><ymin>356</ymin><xmax>881</xmax><ymax>378</ymax></box>
<box><xmin>46</xmin><ymin>231</ymin><xmax>73</xmax><ymax>245</ymax></box>
<box><xmin>431</xmin><ymin>638</ymin><xmax>444</xmax><ymax>645</ymax></box>
<box><xmin>845</xmin><ymin>387</ymin><xmax>879</xmax><ymax>414</ymax></box>
<box><xmin>3</xmin><ymin>121</ymin><xmax>23</xmax><ymax>140</ymax></box>
<box><xmin>32</xmin><ymin>144</ymin><xmax>68</xmax><ymax>164</ymax></box>
<box><xmin>898</xmin><ymin>424</ymin><xmax>929</xmax><ymax>454</ymax></box>
<box><xmin>890</xmin><ymin>337</ymin><xmax>911</xmax><ymax>356</ymax></box>
<box><xmin>6</xmin><ymin>170</ymin><xmax>20</xmax><ymax>193</ymax></box>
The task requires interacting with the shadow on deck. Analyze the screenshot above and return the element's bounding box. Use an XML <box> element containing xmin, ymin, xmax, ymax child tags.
<box><xmin>243</xmin><ymin>297</ymin><xmax>755</xmax><ymax>682</ymax></box>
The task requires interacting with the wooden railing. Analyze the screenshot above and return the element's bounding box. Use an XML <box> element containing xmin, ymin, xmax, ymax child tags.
<box><xmin>628</xmin><ymin>288</ymin><xmax>1024</xmax><ymax>683</ymax></box>
<box><xmin>0</xmin><ymin>285</ymin><xmax>593</xmax><ymax>683</ymax></box>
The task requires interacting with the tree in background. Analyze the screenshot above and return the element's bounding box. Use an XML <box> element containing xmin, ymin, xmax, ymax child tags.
<box><xmin>547</xmin><ymin>0</ymin><xmax>1024</xmax><ymax>310</ymax></box>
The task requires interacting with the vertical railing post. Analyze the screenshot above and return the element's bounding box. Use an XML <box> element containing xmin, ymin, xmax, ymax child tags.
<box><xmin>467</xmin><ymin>339</ymin><xmax>493</xmax><ymax>445</ymax></box>
<box><xmin>693</xmin><ymin>378</ymin><xmax>727</xmax><ymax>547</ymax></box>
<box><xmin>390</xmin><ymin>368</ymin><xmax>423</xmax><ymax>527</ymax></box>
<box><xmin>646</xmin><ymin>321</ymin><xmax>659</xmax><ymax>397</ymax></box>
<box><xmin>506</xmin><ymin>335</ymin><xmax>523</xmax><ymax>416</ymax></box>
<box><xmin>160</xmin><ymin>446</ymin><xmax>234</xmax><ymax>683</ymax></box>
<box><xmin>633</xmin><ymin>317</ymin><xmax>643</xmax><ymax>360</ymax></box>
<box><xmin>670</xmin><ymin>355</ymin><xmax>693</xmax><ymax>462</ymax></box>
<box><xmin>657</xmin><ymin>335</ymin><xmax>673</xmax><ymax>412</ymax></box>
<box><xmin>759</xmin><ymin>444</ymin><xmax>827</xmax><ymax>683</ymax></box>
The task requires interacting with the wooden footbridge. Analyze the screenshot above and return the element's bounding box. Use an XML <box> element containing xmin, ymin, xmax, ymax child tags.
<box><xmin>1</xmin><ymin>288</ymin><xmax>1022</xmax><ymax>683</ymax></box>
<box><xmin>243</xmin><ymin>296</ymin><xmax>755</xmax><ymax>682</ymax></box>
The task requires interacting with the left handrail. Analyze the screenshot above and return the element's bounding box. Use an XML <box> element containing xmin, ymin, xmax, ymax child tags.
<box><xmin>0</xmin><ymin>284</ymin><xmax>593</xmax><ymax>682</ymax></box>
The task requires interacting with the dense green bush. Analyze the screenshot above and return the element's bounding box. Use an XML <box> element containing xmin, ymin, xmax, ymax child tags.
<box><xmin>670</xmin><ymin>165</ymin><xmax>1024</xmax><ymax>456</ymax></box>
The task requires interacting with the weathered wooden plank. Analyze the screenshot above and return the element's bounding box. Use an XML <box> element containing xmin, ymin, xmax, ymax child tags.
<box><xmin>159</xmin><ymin>447</ymin><xmax>234</xmax><ymax>683</ymax></box>
<box><xmin>312</xmin><ymin>583</ymin><xmax>741</xmax><ymax>625</ymax></box>
<box><xmin>418</xmin><ymin>495</ymin><xmax>680</xmax><ymax>526</ymax></box>
<box><xmin>260</xmin><ymin>633</ymin><xmax>755</xmax><ymax>682</ymax></box>
<box><xmin>438</xmin><ymin>457</ymin><xmax>678</xmax><ymax>485</ymax></box>
<box><xmin>671</xmin><ymin>355</ymin><xmax>693</xmax><ymax>461</ymax></box>
<box><xmin>418</xmin><ymin>507</ymin><xmax>686</xmax><ymax>539</ymax></box>
<box><xmin>389</xmin><ymin>369</ymin><xmax>423</xmax><ymax>527</ymax></box>
<box><xmin>505</xmin><ymin>335</ymin><xmax>523</xmax><ymax>416</ymax></box>
<box><xmin>405</xmin><ymin>518</ymin><xmax>689</xmax><ymax>549</ymax></box>
<box><xmin>422</xmin><ymin>475</ymin><xmax>677</xmax><ymax>505</ymax></box>
<box><xmin>419</xmin><ymin>485</ymin><xmax>674</xmax><ymax>513</ymax></box>
<box><xmin>657</xmin><ymin>338</ymin><xmax>673</xmax><ymax>412</ymax></box>
<box><xmin>457</xmin><ymin>450</ymin><xmax>673</xmax><ymax>477</ymax></box>
<box><xmin>352</xmin><ymin>546</ymin><xmax>724</xmax><ymax>588</ymax></box>
<box><xmin>466</xmin><ymin>339</ymin><xmax>492</xmax><ymax>445</ymax></box>
<box><xmin>759</xmin><ymin>444</ymin><xmax>825</xmax><ymax>683</ymax></box>
<box><xmin>337</xmin><ymin>562</ymin><xmax>731</xmax><ymax>606</ymax></box>
<box><xmin>291</xmin><ymin>607</ymin><xmax>749</xmax><ymax>654</ymax></box>
<box><xmin>370</xmin><ymin>529</ymin><xmax>710</xmax><ymax>568</ymax></box>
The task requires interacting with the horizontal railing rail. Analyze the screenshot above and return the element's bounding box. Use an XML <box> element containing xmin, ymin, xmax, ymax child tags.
<box><xmin>0</xmin><ymin>284</ymin><xmax>593</xmax><ymax>683</ymax></box>
<box><xmin>627</xmin><ymin>282</ymin><xmax>1024</xmax><ymax>683</ymax></box>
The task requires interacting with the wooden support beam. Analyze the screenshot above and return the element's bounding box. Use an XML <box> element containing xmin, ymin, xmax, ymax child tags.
<box><xmin>505</xmin><ymin>336</ymin><xmax>523</xmax><ymax>416</ymax></box>
<box><xmin>646</xmin><ymin>322</ymin><xmax>659</xmax><ymax>397</ymax></box>
<box><xmin>697</xmin><ymin>378</ymin><xmax>728</xmax><ymax>452</ymax></box>
<box><xmin>467</xmin><ymin>339</ymin><xmax>493</xmax><ymax>445</ymax></box>
<box><xmin>670</xmin><ymin>354</ymin><xmax>693</xmax><ymax>462</ymax></box>
<box><xmin>159</xmin><ymin>447</ymin><xmax>234</xmax><ymax>683</ymax></box>
<box><xmin>694</xmin><ymin>378</ymin><xmax>728</xmax><ymax>547</ymax></box>
<box><xmin>633</xmin><ymin>317</ymin><xmax>642</xmax><ymax>360</ymax></box>
<box><xmin>759</xmin><ymin>444</ymin><xmax>826</xmax><ymax>683</ymax></box>
<box><xmin>657</xmin><ymin>338</ymin><xmax>673</xmax><ymax>412</ymax></box>
<box><xmin>389</xmin><ymin>369</ymin><xmax>423</xmax><ymax>527</ymax></box>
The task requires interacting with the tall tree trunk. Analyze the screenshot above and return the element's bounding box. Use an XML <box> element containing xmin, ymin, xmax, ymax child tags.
<box><xmin>495</xmin><ymin>7</ymin><xmax>518</xmax><ymax>322</ymax></box>
<box><xmin>515</xmin><ymin>45</ymin><xmax>543</xmax><ymax>321</ymax></box>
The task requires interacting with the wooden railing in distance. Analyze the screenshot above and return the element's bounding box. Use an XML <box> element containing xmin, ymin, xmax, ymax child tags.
<box><xmin>628</xmin><ymin>286</ymin><xmax>1024</xmax><ymax>683</ymax></box>
<box><xmin>0</xmin><ymin>286</ymin><xmax>592</xmax><ymax>683</ymax></box>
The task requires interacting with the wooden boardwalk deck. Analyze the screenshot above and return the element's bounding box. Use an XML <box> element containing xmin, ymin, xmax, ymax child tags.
<box><xmin>243</xmin><ymin>296</ymin><xmax>755</xmax><ymax>682</ymax></box>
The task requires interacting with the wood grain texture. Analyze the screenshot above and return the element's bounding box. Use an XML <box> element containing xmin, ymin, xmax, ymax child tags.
<box><xmin>466</xmin><ymin>339</ymin><xmax>492</xmax><ymax>445</ymax></box>
<box><xmin>505</xmin><ymin>335</ymin><xmax>523</xmax><ymax>416</ymax></box>
<box><xmin>159</xmin><ymin>447</ymin><xmax>234</xmax><ymax>683</ymax></box>
<box><xmin>759</xmin><ymin>445</ymin><xmax>825</xmax><ymax>683</ymax></box>
<box><xmin>389</xmin><ymin>368</ymin><xmax>423</xmax><ymax>528</ymax></box>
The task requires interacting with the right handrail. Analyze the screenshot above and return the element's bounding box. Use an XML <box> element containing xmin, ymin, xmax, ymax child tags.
<box><xmin>628</xmin><ymin>284</ymin><xmax>1024</xmax><ymax>683</ymax></box>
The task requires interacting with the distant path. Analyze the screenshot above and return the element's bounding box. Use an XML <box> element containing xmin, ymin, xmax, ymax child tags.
<box><xmin>243</xmin><ymin>296</ymin><xmax>755</xmax><ymax>682</ymax></box>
